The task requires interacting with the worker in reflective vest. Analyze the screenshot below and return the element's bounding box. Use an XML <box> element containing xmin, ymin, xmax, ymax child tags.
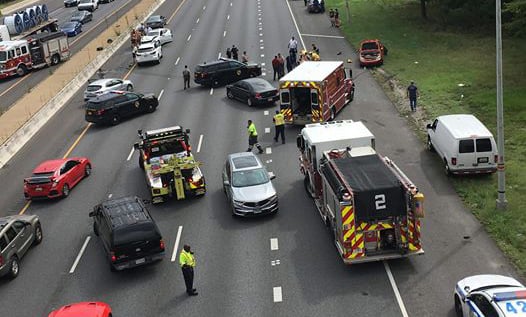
<box><xmin>247</xmin><ymin>120</ymin><xmax>264</xmax><ymax>154</ymax></box>
<box><xmin>179</xmin><ymin>244</ymin><xmax>198</xmax><ymax>296</ymax></box>
<box><xmin>273</xmin><ymin>110</ymin><xmax>285</xmax><ymax>144</ymax></box>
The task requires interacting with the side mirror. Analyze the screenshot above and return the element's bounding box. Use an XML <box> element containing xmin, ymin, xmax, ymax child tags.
<box><xmin>268</xmin><ymin>172</ymin><xmax>276</xmax><ymax>180</ymax></box>
<box><xmin>223</xmin><ymin>180</ymin><xmax>230</xmax><ymax>186</ymax></box>
<box><xmin>133</xmin><ymin>142</ymin><xmax>139</xmax><ymax>150</ymax></box>
<box><xmin>426</xmin><ymin>123</ymin><xmax>432</xmax><ymax>129</ymax></box>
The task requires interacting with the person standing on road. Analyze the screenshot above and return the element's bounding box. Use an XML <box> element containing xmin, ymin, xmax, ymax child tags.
<box><xmin>183</xmin><ymin>65</ymin><xmax>191</xmax><ymax>90</ymax></box>
<box><xmin>277</xmin><ymin>53</ymin><xmax>285</xmax><ymax>78</ymax></box>
<box><xmin>273</xmin><ymin>110</ymin><xmax>285</xmax><ymax>144</ymax></box>
<box><xmin>334</xmin><ymin>9</ymin><xmax>340</xmax><ymax>27</ymax></box>
<box><xmin>226</xmin><ymin>47</ymin><xmax>232</xmax><ymax>59</ymax></box>
<box><xmin>179</xmin><ymin>244</ymin><xmax>198</xmax><ymax>296</ymax></box>
<box><xmin>242</xmin><ymin>51</ymin><xmax>249</xmax><ymax>64</ymax></box>
<box><xmin>407</xmin><ymin>81</ymin><xmax>419</xmax><ymax>112</ymax></box>
<box><xmin>288</xmin><ymin>36</ymin><xmax>298</xmax><ymax>57</ymax></box>
<box><xmin>247</xmin><ymin>120</ymin><xmax>264</xmax><ymax>154</ymax></box>
<box><xmin>272</xmin><ymin>55</ymin><xmax>280</xmax><ymax>81</ymax></box>
<box><xmin>231</xmin><ymin>45</ymin><xmax>239</xmax><ymax>60</ymax></box>
<box><xmin>329</xmin><ymin>9</ymin><xmax>335</xmax><ymax>27</ymax></box>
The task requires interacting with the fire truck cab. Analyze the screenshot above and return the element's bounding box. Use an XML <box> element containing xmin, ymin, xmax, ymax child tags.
<box><xmin>279</xmin><ymin>61</ymin><xmax>354</xmax><ymax>125</ymax></box>
<box><xmin>297</xmin><ymin>120</ymin><xmax>424</xmax><ymax>264</ymax></box>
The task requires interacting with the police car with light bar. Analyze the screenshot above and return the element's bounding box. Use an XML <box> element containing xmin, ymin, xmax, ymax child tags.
<box><xmin>455</xmin><ymin>274</ymin><xmax>526</xmax><ymax>317</ymax></box>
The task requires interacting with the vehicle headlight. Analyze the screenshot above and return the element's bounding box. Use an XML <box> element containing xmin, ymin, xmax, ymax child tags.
<box><xmin>269</xmin><ymin>194</ymin><xmax>278</xmax><ymax>202</ymax></box>
<box><xmin>233</xmin><ymin>200</ymin><xmax>245</xmax><ymax>207</ymax></box>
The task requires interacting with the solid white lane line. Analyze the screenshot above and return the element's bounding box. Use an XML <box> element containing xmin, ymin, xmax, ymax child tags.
<box><xmin>187</xmin><ymin>34</ymin><xmax>191</xmax><ymax>41</ymax></box>
<box><xmin>196</xmin><ymin>18</ymin><xmax>199</xmax><ymax>24</ymax></box>
<box><xmin>197</xmin><ymin>134</ymin><xmax>204</xmax><ymax>153</ymax></box>
<box><xmin>266</xmin><ymin>147</ymin><xmax>272</xmax><ymax>154</ymax></box>
<box><xmin>69</xmin><ymin>236</ymin><xmax>91</xmax><ymax>274</ymax></box>
<box><xmin>301</xmin><ymin>33</ymin><xmax>345</xmax><ymax>39</ymax></box>
<box><xmin>265</xmin><ymin>127</ymin><xmax>270</xmax><ymax>134</ymax></box>
<box><xmin>270</xmin><ymin>238</ymin><xmax>279</xmax><ymax>250</ymax></box>
<box><xmin>171</xmin><ymin>226</ymin><xmax>183</xmax><ymax>262</ymax></box>
<box><xmin>264</xmin><ymin>110</ymin><xmax>269</xmax><ymax>115</ymax></box>
<box><xmin>273</xmin><ymin>287</ymin><xmax>283</xmax><ymax>302</ymax></box>
<box><xmin>175</xmin><ymin>57</ymin><xmax>180</xmax><ymax>65</ymax></box>
<box><xmin>210</xmin><ymin>88</ymin><xmax>214</xmax><ymax>95</ymax></box>
<box><xmin>284</xmin><ymin>0</ymin><xmax>306</xmax><ymax>50</ymax></box>
<box><xmin>126</xmin><ymin>146</ymin><xmax>134</xmax><ymax>161</ymax></box>
<box><xmin>158</xmin><ymin>89</ymin><xmax>164</xmax><ymax>101</ymax></box>
<box><xmin>384</xmin><ymin>261</ymin><xmax>409</xmax><ymax>317</ymax></box>
<box><xmin>223</xmin><ymin>30</ymin><xmax>227</xmax><ymax>37</ymax></box>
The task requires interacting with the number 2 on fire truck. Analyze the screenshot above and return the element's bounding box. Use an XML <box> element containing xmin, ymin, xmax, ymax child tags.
<box><xmin>375</xmin><ymin>194</ymin><xmax>386</xmax><ymax>210</ymax></box>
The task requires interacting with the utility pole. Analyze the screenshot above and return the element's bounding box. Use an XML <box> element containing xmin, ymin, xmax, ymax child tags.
<box><xmin>495</xmin><ymin>0</ymin><xmax>507</xmax><ymax>210</ymax></box>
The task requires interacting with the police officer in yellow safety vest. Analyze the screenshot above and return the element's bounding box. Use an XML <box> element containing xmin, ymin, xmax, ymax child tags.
<box><xmin>179</xmin><ymin>244</ymin><xmax>198</xmax><ymax>296</ymax></box>
<box><xmin>247</xmin><ymin>120</ymin><xmax>264</xmax><ymax>154</ymax></box>
<box><xmin>273</xmin><ymin>110</ymin><xmax>285</xmax><ymax>144</ymax></box>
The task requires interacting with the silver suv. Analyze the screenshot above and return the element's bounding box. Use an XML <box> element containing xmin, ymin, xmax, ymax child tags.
<box><xmin>0</xmin><ymin>215</ymin><xmax>42</xmax><ymax>279</ymax></box>
<box><xmin>222</xmin><ymin>152</ymin><xmax>278</xmax><ymax>216</ymax></box>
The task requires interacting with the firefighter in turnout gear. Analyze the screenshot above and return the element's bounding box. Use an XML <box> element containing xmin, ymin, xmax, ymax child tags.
<box><xmin>273</xmin><ymin>110</ymin><xmax>285</xmax><ymax>144</ymax></box>
<box><xmin>247</xmin><ymin>120</ymin><xmax>264</xmax><ymax>154</ymax></box>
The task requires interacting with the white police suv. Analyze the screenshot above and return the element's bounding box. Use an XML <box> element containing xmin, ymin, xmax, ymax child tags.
<box><xmin>455</xmin><ymin>274</ymin><xmax>526</xmax><ymax>317</ymax></box>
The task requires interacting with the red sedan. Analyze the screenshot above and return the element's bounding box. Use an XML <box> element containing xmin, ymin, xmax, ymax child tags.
<box><xmin>48</xmin><ymin>302</ymin><xmax>112</xmax><ymax>317</ymax></box>
<box><xmin>24</xmin><ymin>157</ymin><xmax>91</xmax><ymax>200</ymax></box>
<box><xmin>358</xmin><ymin>39</ymin><xmax>388</xmax><ymax>67</ymax></box>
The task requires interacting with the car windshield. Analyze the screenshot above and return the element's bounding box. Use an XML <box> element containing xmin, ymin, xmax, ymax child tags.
<box><xmin>72</xmin><ymin>12</ymin><xmax>82</xmax><ymax>17</ymax></box>
<box><xmin>87</xmin><ymin>85</ymin><xmax>102</xmax><ymax>92</ymax></box>
<box><xmin>250</xmin><ymin>80</ymin><xmax>273</xmax><ymax>91</ymax></box>
<box><xmin>362</xmin><ymin>42</ymin><xmax>379</xmax><ymax>50</ymax></box>
<box><xmin>86</xmin><ymin>100</ymin><xmax>106</xmax><ymax>109</ymax></box>
<box><xmin>147</xmin><ymin>30</ymin><xmax>161</xmax><ymax>37</ymax></box>
<box><xmin>62</xmin><ymin>22</ymin><xmax>76</xmax><ymax>28</ymax></box>
<box><xmin>138</xmin><ymin>47</ymin><xmax>154</xmax><ymax>53</ymax></box>
<box><xmin>148</xmin><ymin>16</ymin><xmax>161</xmax><ymax>22</ymax></box>
<box><xmin>0</xmin><ymin>51</ymin><xmax>6</xmax><ymax>62</ymax></box>
<box><xmin>232</xmin><ymin>168</ymin><xmax>269</xmax><ymax>187</ymax></box>
<box><xmin>148</xmin><ymin>139</ymin><xmax>186</xmax><ymax>158</ymax></box>
<box><xmin>79</xmin><ymin>0</ymin><xmax>90</xmax><ymax>3</ymax></box>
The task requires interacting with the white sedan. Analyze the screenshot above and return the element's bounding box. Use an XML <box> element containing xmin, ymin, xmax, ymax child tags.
<box><xmin>147</xmin><ymin>28</ymin><xmax>173</xmax><ymax>45</ymax></box>
<box><xmin>84</xmin><ymin>78</ymin><xmax>133</xmax><ymax>100</ymax></box>
<box><xmin>136</xmin><ymin>42</ymin><xmax>162</xmax><ymax>65</ymax></box>
<box><xmin>454</xmin><ymin>274</ymin><xmax>526</xmax><ymax>317</ymax></box>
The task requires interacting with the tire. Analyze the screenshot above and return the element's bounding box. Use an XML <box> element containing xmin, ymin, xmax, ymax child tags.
<box><xmin>444</xmin><ymin>159</ymin><xmax>451</xmax><ymax>176</ymax></box>
<box><xmin>247</xmin><ymin>98</ymin><xmax>253</xmax><ymax>107</ymax></box>
<box><xmin>8</xmin><ymin>256</ymin><xmax>19</xmax><ymax>279</ymax></box>
<box><xmin>213</xmin><ymin>79</ymin><xmax>219</xmax><ymax>87</ymax></box>
<box><xmin>33</xmin><ymin>224</ymin><xmax>43</xmax><ymax>245</ymax></box>
<box><xmin>454</xmin><ymin>295</ymin><xmax>463</xmax><ymax>317</ymax></box>
<box><xmin>348</xmin><ymin>88</ymin><xmax>355</xmax><ymax>102</ymax></box>
<box><xmin>110</xmin><ymin>264</ymin><xmax>116</xmax><ymax>272</ymax></box>
<box><xmin>84</xmin><ymin>164</ymin><xmax>92</xmax><ymax>177</ymax></box>
<box><xmin>16</xmin><ymin>65</ymin><xmax>27</xmax><ymax>77</ymax></box>
<box><xmin>304</xmin><ymin>176</ymin><xmax>313</xmax><ymax>198</ymax></box>
<box><xmin>427</xmin><ymin>136</ymin><xmax>435</xmax><ymax>152</ymax></box>
<box><xmin>62</xmin><ymin>184</ymin><xmax>70</xmax><ymax>198</ymax></box>
<box><xmin>111</xmin><ymin>114</ymin><xmax>120</xmax><ymax>125</ymax></box>
<box><xmin>139</xmin><ymin>155</ymin><xmax>144</xmax><ymax>169</ymax></box>
<box><xmin>126</xmin><ymin>84</ymin><xmax>133</xmax><ymax>91</ymax></box>
<box><xmin>227</xmin><ymin>89</ymin><xmax>234</xmax><ymax>99</ymax></box>
<box><xmin>93</xmin><ymin>222</ymin><xmax>99</xmax><ymax>236</ymax></box>
<box><xmin>147</xmin><ymin>104</ymin><xmax>156</xmax><ymax>113</ymax></box>
<box><xmin>51</xmin><ymin>54</ymin><xmax>60</xmax><ymax>65</ymax></box>
<box><xmin>329</xmin><ymin>108</ymin><xmax>336</xmax><ymax>121</ymax></box>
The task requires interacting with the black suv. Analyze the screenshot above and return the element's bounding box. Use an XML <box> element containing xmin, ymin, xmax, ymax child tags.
<box><xmin>85</xmin><ymin>91</ymin><xmax>158</xmax><ymax>125</ymax></box>
<box><xmin>89</xmin><ymin>196</ymin><xmax>165</xmax><ymax>271</ymax></box>
<box><xmin>194</xmin><ymin>57</ymin><xmax>262</xmax><ymax>87</ymax></box>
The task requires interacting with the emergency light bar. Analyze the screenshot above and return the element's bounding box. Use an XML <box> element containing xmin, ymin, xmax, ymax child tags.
<box><xmin>493</xmin><ymin>290</ymin><xmax>526</xmax><ymax>302</ymax></box>
<box><xmin>142</xmin><ymin>126</ymin><xmax>188</xmax><ymax>140</ymax></box>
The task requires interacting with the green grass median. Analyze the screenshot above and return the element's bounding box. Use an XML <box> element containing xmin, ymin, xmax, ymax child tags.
<box><xmin>326</xmin><ymin>0</ymin><xmax>526</xmax><ymax>274</ymax></box>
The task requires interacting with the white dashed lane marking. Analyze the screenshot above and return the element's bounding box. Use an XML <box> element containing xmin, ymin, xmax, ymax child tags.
<box><xmin>158</xmin><ymin>89</ymin><xmax>164</xmax><ymax>101</ymax></box>
<box><xmin>197</xmin><ymin>134</ymin><xmax>204</xmax><ymax>153</ymax></box>
<box><xmin>264</xmin><ymin>110</ymin><xmax>269</xmax><ymax>115</ymax></box>
<box><xmin>227</xmin><ymin>15</ymin><xmax>230</xmax><ymax>20</ymax></box>
<box><xmin>108</xmin><ymin>193</ymin><xmax>113</xmax><ymax>198</ymax></box>
<box><xmin>210</xmin><ymin>88</ymin><xmax>214</xmax><ymax>95</ymax></box>
<box><xmin>196</xmin><ymin>18</ymin><xmax>199</xmax><ymax>24</ymax></box>
<box><xmin>223</xmin><ymin>30</ymin><xmax>227</xmax><ymax>37</ymax></box>
<box><xmin>69</xmin><ymin>236</ymin><xmax>91</xmax><ymax>274</ymax></box>
<box><xmin>187</xmin><ymin>34</ymin><xmax>191</xmax><ymax>41</ymax></box>
<box><xmin>126</xmin><ymin>146</ymin><xmax>134</xmax><ymax>161</ymax></box>
<box><xmin>270</xmin><ymin>238</ymin><xmax>279</xmax><ymax>250</ymax></box>
<box><xmin>273</xmin><ymin>287</ymin><xmax>283</xmax><ymax>302</ymax></box>
<box><xmin>266</xmin><ymin>147</ymin><xmax>272</xmax><ymax>154</ymax></box>
<box><xmin>265</xmin><ymin>127</ymin><xmax>270</xmax><ymax>134</ymax></box>
<box><xmin>175</xmin><ymin>57</ymin><xmax>180</xmax><ymax>65</ymax></box>
<box><xmin>171</xmin><ymin>226</ymin><xmax>183</xmax><ymax>262</ymax></box>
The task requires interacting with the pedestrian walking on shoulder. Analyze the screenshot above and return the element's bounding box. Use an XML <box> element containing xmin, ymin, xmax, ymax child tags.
<box><xmin>273</xmin><ymin>110</ymin><xmax>285</xmax><ymax>144</ymax></box>
<box><xmin>179</xmin><ymin>244</ymin><xmax>198</xmax><ymax>296</ymax></box>
<box><xmin>407</xmin><ymin>81</ymin><xmax>419</xmax><ymax>112</ymax></box>
<box><xmin>288</xmin><ymin>36</ymin><xmax>298</xmax><ymax>58</ymax></box>
<box><xmin>247</xmin><ymin>120</ymin><xmax>263</xmax><ymax>154</ymax></box>
<box><xmin>183</xmin><ymin>65</ymin><xmax>191</xmax><ymax>90</ymax></box>
<box><xmin>334</xmin><ymin>9</ymin><xmax>340</xmax><ymax>27</ymax></box>
<box><xmin>241</xmin><ymin>51</ymin><xmax>249</xmax><ymax>64</ymax></box>
<box><xmin>329</xmin><ymin>9</ymin><xmax>335</xmax><ymax>27</ymax></box>
<box><xmin>272</xmin><ymin>55</ymin><xmax>280</xmax><ymax>81</ymax></box>
<box><xmin>277</xmin><ymin>53</ymin><xmax>285</xmax><ymax>78</ymax></box>
<box><xmin>231</xmin><ymin>45</ymin><xmax>239</xmax><ymax>60</ymax></box>
<box><xmin>226</xmin><ymin>47</ymin><xmax>232</xmax><ymax>59</ymax></box>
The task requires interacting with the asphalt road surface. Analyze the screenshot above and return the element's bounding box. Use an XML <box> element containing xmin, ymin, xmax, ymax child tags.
<box><xmin>0</xmin><ymin>0</ymin><xmax>518</xmax><ymax>316</ymax></box>
<box><xmin>0</xmin><ymin>0</ymin><xmax>144</xmax><ymax>113</ymax></box>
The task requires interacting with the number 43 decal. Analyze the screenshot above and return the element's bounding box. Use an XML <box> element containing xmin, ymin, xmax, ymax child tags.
<box><xmin>506</xmin><ymin>301</ymin><xmax>526</xmax><ymax>313</ymax></box>
<box><xmin>375</xmin><ymin>194</ymin><xmax>386</xmax><ymax>210</ymax></box>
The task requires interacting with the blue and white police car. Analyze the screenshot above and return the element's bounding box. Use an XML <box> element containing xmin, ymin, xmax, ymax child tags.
<box><xmin>455</xmin><ymin>274</ymin><xmax>526</xmax><ymax>317</ymax></box>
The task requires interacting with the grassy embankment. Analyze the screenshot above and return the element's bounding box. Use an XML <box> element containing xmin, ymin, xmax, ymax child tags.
<box><xmin>326</xmin><ymin>0</ymin><xmax>526</xmax><ymax>274</ymax></box>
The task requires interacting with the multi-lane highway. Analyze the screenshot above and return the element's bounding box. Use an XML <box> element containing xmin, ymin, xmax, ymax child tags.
<box><xmin>0</xmin><ymin>0</ymin><xmax>519</xmax><ymax>316</ymax></box>
<box><xmin>0</xmin><ymin>0</ymin><xmax>145</xmax><ymax>113</ymax></box>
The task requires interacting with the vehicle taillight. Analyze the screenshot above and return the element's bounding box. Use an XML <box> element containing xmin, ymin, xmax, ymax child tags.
<box><xmin>160</xmin><ymin>240</ymin><xmax>165</xmax><ymax>250</ymax></box>
<box><xmin>188</xmin><ymin>177</ymin><xmax>203</xmax><ymax>186</ymax></box>
<box><xmin>494</xmin><ymin>155</ymin><xmax>498</xmax><ymax>163</ymax></box>
<box><xmin>96</xmin><ymin>109</ymin><xmax>105</xmax><ymax>115</ymax></box>
<box><xmin>110</xmin><ymin>251</ymin><xmax>116</xmax><ymax>262</ymax></box>
<box><xmin>255</xmin><ymin>93</ymin><xmax>261</xmax><ymax>99</ymax></box>
<box><xmin>451</xmin><ymin>157</ymin><xmax>457</xmax><ymax>165</ymax></box>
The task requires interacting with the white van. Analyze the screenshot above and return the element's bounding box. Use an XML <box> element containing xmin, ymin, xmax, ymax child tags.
<box><xmin>426</xmin><ymin>114</ymin><xmax>498</xmax><ymax>175</ymax></box>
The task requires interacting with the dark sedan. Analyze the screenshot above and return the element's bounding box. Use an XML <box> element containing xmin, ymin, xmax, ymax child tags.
<box><xmin>71</xmin><ymin>11</ymin><xmax>93</xmax><ymax>24</ymax></box>
<box><xmin>64</xmin><ymin>0</ymin><xmax>79</xmax><ymax>7</ymax></box>
<box><xmin>145</xmin><ymin>15</ymin><xmax>166</xmax><ymax>29</ymax></box>
<box><xmin>195</xmin><ymin>58</ymin><xmax>262</xmax><ymax>87</ymax></box>
<box><xmin>226</xmin><ymin>78</ymin><xmax>279</xmax><ymax>107</ymax></box>
<box><xmin>61</xmin><ymin>21</ymin><xmax>82</xmax><ymax>37</ymax></box>
<box><xmin>85</xmin><ymin>91</ymin><xmax>158</xmax><ymax>125</ymax></box>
